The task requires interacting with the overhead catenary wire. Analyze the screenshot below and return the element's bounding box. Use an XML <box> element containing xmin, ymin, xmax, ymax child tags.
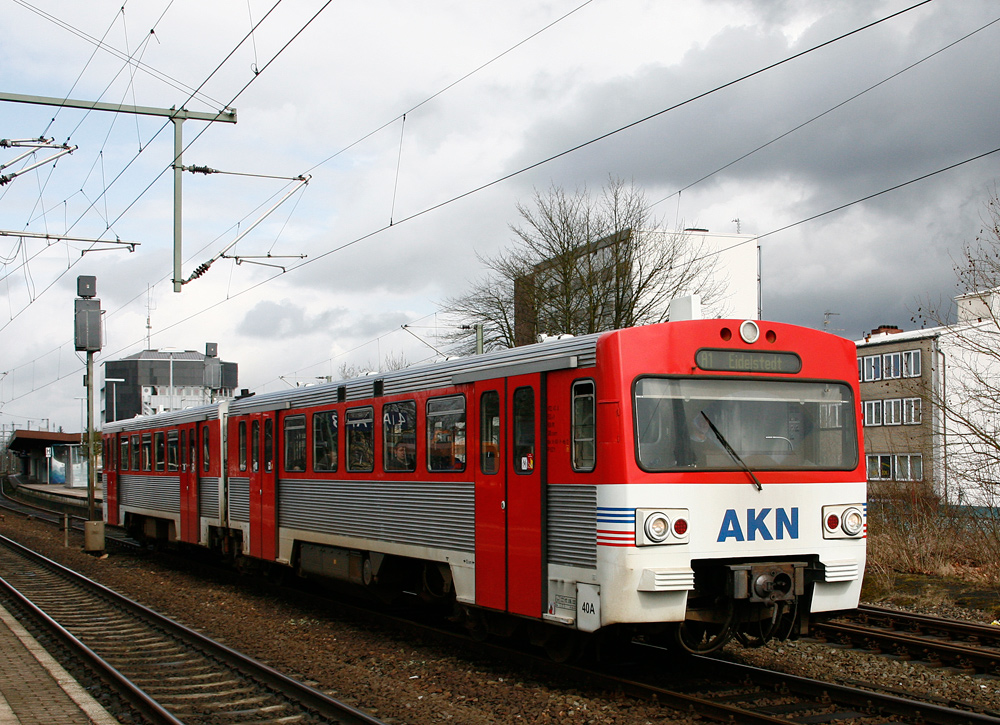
<box><xmin>0</xmin><ymin>0</ymin><xmax>946</xmax><ymax>394</ymax></box>
<box><xmin>0</xmin><ymin>0</ymin><xmax>323</xmax><ymax>331</ymax></box>
<box><xmin>5</xmin><ymin>141</ymin><xmax>994</xmax><ymax>410</ymax></box>
<box><xmin>0</xmin><ymin>0</ymin><xmax>602</xmax><ymax>336</ymax></box>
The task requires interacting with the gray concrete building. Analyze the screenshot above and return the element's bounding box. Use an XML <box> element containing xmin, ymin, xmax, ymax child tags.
<box><xmin>102</xmin><ymin>343</ymin><xmax>238</xmax><ymax>424</ymax></box>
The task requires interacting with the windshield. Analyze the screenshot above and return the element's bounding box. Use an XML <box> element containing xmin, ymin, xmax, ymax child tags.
<box><xmin>634</xmin><ymin>377</ymin><xmax>858</xmax><ymax>472</ymax></box>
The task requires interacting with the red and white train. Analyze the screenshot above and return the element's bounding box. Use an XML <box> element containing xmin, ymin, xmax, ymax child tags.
<box><xmin>102</xmin><ymin>317</ymin><xmax>866</xmax><ymax>654</ymax></box>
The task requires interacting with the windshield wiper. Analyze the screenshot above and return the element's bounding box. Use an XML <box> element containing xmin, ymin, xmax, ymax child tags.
<box><xmin>700</xmin><ymin>411</ymin><xmax>763</xmax><ymax>491</ymax></box>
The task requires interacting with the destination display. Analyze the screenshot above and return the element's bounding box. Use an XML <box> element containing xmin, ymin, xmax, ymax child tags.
<box><xmin>695</xmin><ymin>348</ymin><xmax>802</xmax><ymax>374</ymax></box>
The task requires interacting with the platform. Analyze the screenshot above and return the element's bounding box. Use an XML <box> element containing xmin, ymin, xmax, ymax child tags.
<box><xmin>0</xmin><ymin>602</ymin><xmax>120</xmax><ymax>724</ymax></box>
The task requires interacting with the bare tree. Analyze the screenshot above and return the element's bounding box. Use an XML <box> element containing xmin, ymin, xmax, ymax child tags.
<box><xmin>441</xmin><ymin>178</ymin><xmax>727</xmax><ymax>353</ymax></box>
<box><xmin>337</xmin><ymin>351</ymin><xmax>410</xmax><ymax>379</ymax></box>
<box><xmin>920</xmin><ymin>187</ymin><xmax>1000</xmax><ymax>511</ymax></box>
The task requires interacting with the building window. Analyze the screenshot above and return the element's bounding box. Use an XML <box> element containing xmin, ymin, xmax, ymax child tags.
<box><xmin>883</xmin><ymin>398</ymin><xmax>902</xmax><ymax>426</ymax></box>
<box><xmin>313</xmin><ymin>410</ymin><xmax>338</xmax><ymax>472</ymax></box>
<box><xmin>895</xmin><ymin>454</ymin><xmax>923</xmax><ymax>481</ymax></box>
<box><xmin>346</xmin><ymin>407</ymin><xmax>375</xmax><ymax>472</ymax></box>
<box><xmin>427</xmin><ymin>396</ymin><xmax>466</xmax><ymax>472</ymax></box>
<box><xmin>863</xmin><ymin>400</ymin><xmax>883</xmax><ymax>426</ymax></box>
<box><xmin>903</xmin><ymin>397</ymin><xmax>922</xmax><ymax>425</ymax></box>
<box><xmin>903</xmin><ymin>350</ymin><xmax>921</xmax><ymax>377</ymax></box>
<box><xmin>284</xmin><ymin>415</ymin><xmax>306</xmax><ymax>472</ymax></box>
<box><xmin>867</xmin><ymin>454</ymin><xmax>892</xmax><ymax>480</ymax></box>
<box><xmin>882</xmin><ymin>352</ymin><xmax>902</xmax><ymax>379</ymax></box>
<box><xmin>383</xmin><ymin>401</ymin><xmax>417</xmax><ymax>473</ymax></box>
<box><xmin>819</xmin><ymin>402</ymin><xmax>843</xmax><ymax>430</ymax></box>
<box><xmin>857</xmin><ymin>357</ymin><xmax>863</xmax><ymax>382</ymax></box>
<box><xmin>572</xmin><ymin>380</ymin><xmax>596</xmax><ymax>471</ymax></box>
<box><xmin>862</xmin><ymin>355</ymin><xmax>882</xmax><ymax>382</ymax></box>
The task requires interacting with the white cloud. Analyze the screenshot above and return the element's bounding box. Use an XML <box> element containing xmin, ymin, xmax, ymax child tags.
<box><xmin>2</xmin><ymin>0</ymin><xmax>998</xmax><ymax>431</ymax></box>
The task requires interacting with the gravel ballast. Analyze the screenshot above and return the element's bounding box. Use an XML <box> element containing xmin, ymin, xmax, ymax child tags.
<box><xmin>2</xmin><ymin>513</ymin><xmax>998</xmax><ymax>724</ymax></box>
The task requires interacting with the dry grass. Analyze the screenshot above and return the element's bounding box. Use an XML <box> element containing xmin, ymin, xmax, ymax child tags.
<box><xmin>864</xmin><ymin>497</ymin><xmax>1000</xmax><ymax>603</ymax></box>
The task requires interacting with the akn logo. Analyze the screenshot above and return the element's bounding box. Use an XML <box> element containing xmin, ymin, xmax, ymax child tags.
<box><xmin>717</xmin><ymin>507</ymin><xmax>798</xmax><ymax>542</ymax></box>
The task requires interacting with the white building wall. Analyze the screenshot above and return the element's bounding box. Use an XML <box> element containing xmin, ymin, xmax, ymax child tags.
<box><xmin>641</xmin><ymin>230</ymin><xmax>759</xmax><ymax>320</ymax></box>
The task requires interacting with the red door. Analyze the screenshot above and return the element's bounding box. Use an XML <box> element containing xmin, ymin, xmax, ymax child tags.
<box><xmin>474</xmin><ymin>374</ymin><xmax>544</xmax><ymax>618</ymax></box>
<box><xmin>179</xmin><ymin>425</ymin><xmax>200</xmax><ymax>543</ymax></box>
<box><xmin>248</xmin><ymin>413</ymin><xmax>277</xmax><ymax>560</ymax></box>
<box><xmin>474</xmin><ymin>382</ymin><xmax>505</xmax><ymax>610</ymax></box>
<box><xmin>105</xmin><ymin>435</ymin><xmax>119</xmax><ymax>526</ymax></box>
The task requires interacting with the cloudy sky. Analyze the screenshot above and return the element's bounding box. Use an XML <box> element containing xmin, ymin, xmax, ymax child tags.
<box><xmin>1</xmin><ymin>0</ymin><xmax>998</xmax><ymax>432</ymax></box>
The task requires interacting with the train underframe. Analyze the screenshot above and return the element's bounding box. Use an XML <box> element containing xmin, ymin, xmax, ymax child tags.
<box><xmin>122</xmin><ymin>511</ymin><xmax>828</xmax><ymax>659</ymax></box>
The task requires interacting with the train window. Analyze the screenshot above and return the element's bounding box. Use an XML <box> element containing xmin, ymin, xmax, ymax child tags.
<box><xmin>202</xmin><ymin>427</ymin><xmax>211</xmax><ymax>472</ymax></box>
<box><xmin>264</xmin><ymin>419</ymin><xmax>274</xmax><ymax>473</ymax></box>
<box><xmin>167</xmin><ymin>430</ymin><xmax>180</xmax><ymax>471</ymax></box>
<box><xmin>427</xmin><ymin>396</ymin><xmax>466</xmax><ymax>472</ymax></box>
<box><xmin>154</xmin><ymin>432</ymin><xmax>166</xmax><ymax>472</ymax></box>
<box><xmin>120</xmin><ymin>437</ymin><xmax>129</xmax><ymax>471</ymax></box>
<box><xmin>284</xmin><ymin>415</ymin><xmax>306</xmax><ymax>472</ymax></box>
<box><xmin>572</xmin><ymin>380</ymin><xmax>596</xmax><ymax>472</ymax></box>
<box><xmin>633</xmin><ymin>377</ymin><xmax>858</xmax><ymax>472</ymax></box>
<box><xmin>513</xmin><ymin>387</ymin><xmax>535</xmax><ymax>474</ymax></box>
<box><xmin>346</xmin><ymin>407</ymin><xmax>375</xmax><ymax>472</ymax></box>
<box><xmin>251</xmin><ymin>420</ymin><xmax>260</xmax><ymax>472</ymax></box>
<box><xmin>383</xmin><ymin>401</ymin><xmax>417</xmax><ymax>473</ymax></box>
<box><xmin>133</xmin><ymin>435</ymin><xmax>142</xmax><ymax>471</ymax></box>
<box><xmin>480</xmin><ymin>391</ymin><xmax>500</xmax><ymax>475</ymax></box>
<box><xmin>188</xmin><ymin>429</ymin><xmax>197</xmax><ymax>472</ymax></box>
<box><xmin>180</xmin><ymin>430</ymin><xmax>187</xmax><ymax>469</ymax></box>
<box><xmin>313</xmin><ymin>410</ymin><xmax>338</xmax><ymax>472</ymax></box>
<box><xmin>238</xmin><ymin>421</ymin><xmax>248</xmax><ymax>472</ymax></box>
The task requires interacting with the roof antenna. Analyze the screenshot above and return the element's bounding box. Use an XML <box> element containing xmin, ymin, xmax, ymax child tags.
<box><xmin>146</xmin><ymin>286</ymin><xmax>157</xmax><ymax>350</ymax></box>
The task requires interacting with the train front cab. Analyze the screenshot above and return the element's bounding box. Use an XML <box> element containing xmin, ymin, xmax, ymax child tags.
<box><xmin>581</xmin><ymin>320</ymin><xmax>867</xmax><ymax>652</ymax></box>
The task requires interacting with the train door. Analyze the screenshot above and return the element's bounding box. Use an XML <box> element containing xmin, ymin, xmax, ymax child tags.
<box><xmin>179</xmin><ymin>424</ymin><xmax>200</xmax><ymax>544</ymax></box>
<box><xmin>474</xmin><ymin>374</ymin><xmax>544</xmax><ymax>618</ymax></box>
<box><xmin>105</xmin><ymin>435</ymin><xmax>119</xmax><ymax>526</ymax></box>
<box><xmin>248</xmin><ymin>412</ymin><xmax>277</xmax><ymax>560</ymax></box>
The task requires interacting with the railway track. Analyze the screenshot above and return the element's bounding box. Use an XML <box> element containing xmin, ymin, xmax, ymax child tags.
<box><xmin>4</xmin><ymin>482</ymin><xmax>997</xmax><ymax>724</ymax></box>
<box><xmin>0</xmin><ymin>533</ymin><xmax>385</xmax><ymax>725</ymax></box>
<box><xmin>814</xmin><ymin>604</ymin><xmax>1000</xmax><ymax>675</ymax></box>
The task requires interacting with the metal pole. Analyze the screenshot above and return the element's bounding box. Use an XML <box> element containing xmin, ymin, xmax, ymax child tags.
<box><xmin>87</xmin><ymin>351</ymin><xmax>96</xmax><ymax>521</ymax></box>
<box><xmin>172</xmin><ymin>118</ymin><xmax>184</xmax><ymax>292</ymax></box>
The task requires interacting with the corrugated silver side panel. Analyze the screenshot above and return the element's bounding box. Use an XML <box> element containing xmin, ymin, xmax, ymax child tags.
<box><xmin>229</xmin><ymin>333</ymin><xmax>601</xmax><ymax>413</ymax></box>
<box><xmin>199</xmin><ymin>477</ymin><xmax>220</xmax><ymax>519</ymax></box>
<box><xmin>278</xmin><ymin>479</ymin><xmax>474</xmax><ymax>552</ymax></box>
<box><xmin>229</xmin><ymin>476</ymin><xmax>250</xmax><ymax>522</ymax></box>
<box><xmin>118</xmin><ymin>474</ymin><xmax>180</xmax><ymax>514</ymax></box>
<box><xmin>547</xmin><ymin>484</ymin><xmax>597</xmax><ymax>569</ymax></box>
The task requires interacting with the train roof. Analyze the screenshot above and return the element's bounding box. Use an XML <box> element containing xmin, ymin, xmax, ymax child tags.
<box><xmin>102</xmin><ymin>401</ymin><xmax>223</xmax><ymax>434</ymax></box>
<box><xmin>101</xmin><ymin>330</ymin><xmax>603</xmax><ymax>430</ymax></box>
<box><xmin>228</xmin><ymin>330</ymin><xmax>602</xmax><ymax>415</ymax></box>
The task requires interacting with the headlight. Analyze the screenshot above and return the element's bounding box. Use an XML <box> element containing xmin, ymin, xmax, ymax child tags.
<box><xmin>841</xmin><ymin>507</ymin><xmax>864</xmax><ymax>536</ymax></box>
<box><xmin>822</xmin><ymin>503</ymin><xmax>866</xmax><ymax>539</ymax></box>
<box><xmin>644</xmin><ymin>512</ymin><xmax>670</xmax><ymax>543</ymax></box>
